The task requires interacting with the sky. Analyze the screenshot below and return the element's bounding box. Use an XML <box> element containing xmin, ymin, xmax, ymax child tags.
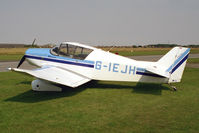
<box><xmin>0</xmin><ymin>0</ymin><xmax>199</xmax><ymax>46</ymax></box>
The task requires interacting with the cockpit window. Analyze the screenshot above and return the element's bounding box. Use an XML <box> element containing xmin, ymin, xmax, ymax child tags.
<box><xmin>50</xmin><ymin>44</ymin><xmax>93</xmax><ymax>60</ymax></box>
<box><xmin>51</xmin><ymin>46</ymin><xmax>59</xmax><ymax>56</ymax></box>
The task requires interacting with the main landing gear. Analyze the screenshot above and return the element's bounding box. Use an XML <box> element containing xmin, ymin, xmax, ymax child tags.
<box><xmin>168</xmin><ymin>83</ymin><xmax>177</xmax><ymax>91</ymax></box>
<box><xmin>171</xmin><ymin>86</ymin><xmax>177</xmax><ymax>91</ymax></box>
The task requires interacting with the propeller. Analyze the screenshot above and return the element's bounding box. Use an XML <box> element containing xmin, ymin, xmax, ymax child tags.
<box><xmin>17</xmin><ymin>55</ymin><xmax>26</xmax><ymax>68</ymax></box>
<box><xmin>32</xmin><ymin>38</ymin><xmax>36</xmax><ymax>47</ymax></box>
<box><xmin>17</xmin><ymin>38</ymin><xmax>36</xmax><ymax>68</ymax></box>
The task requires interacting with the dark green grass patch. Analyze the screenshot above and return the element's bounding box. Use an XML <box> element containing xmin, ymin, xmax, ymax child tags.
<box><xmin>112</xmin><ymin>48</ymin><xmax>199</xmax><ymax>56</ymax></box>
<box><xmin>0</xmin><ymin>68</ymin><xmax>199</xmax><ymax>133</ymax></box>
<box><xmin>111</xmin><ymin>50</ymin><xmax>198</xmax><ymax>57</ymax></box>
<box><xmin>187</xmin><ymin>58</ymin><xmax>199</xmax><ymax>64</ymax></box>
<box><xmin>0</xmin><ymin>54</ymin><xmax>23</xmax><ymax>61</ymax></box>
<box><xmin>190</xmin><ymin>48</ymin><xmax>199</xmax><ymax>54</ymax></box>
<box><xmin>111</xmin><ymin>50</ymin><xmax>169</xmax><ymax>56</ymax></box>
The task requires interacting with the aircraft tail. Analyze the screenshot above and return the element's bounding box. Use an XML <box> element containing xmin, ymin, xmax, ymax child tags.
<box><xmin>157</xmin><ymin>47</ymin><xmax>190</xmax><ymax>83</ymax></box>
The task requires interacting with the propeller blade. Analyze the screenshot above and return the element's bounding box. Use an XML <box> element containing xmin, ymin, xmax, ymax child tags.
<box><xmin>32</xmin><ymin>38</ymin><xmax>36</xmax><ymax>47</ymax></box>
<box><xmin>17</xmin><ymin>55</ymin><xmax>26</xmax><ymax>68</ymax></box>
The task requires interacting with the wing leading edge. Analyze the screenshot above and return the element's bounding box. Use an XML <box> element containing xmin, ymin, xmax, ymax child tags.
<box><xmin>9</xmin><ymin>66</ymin><xmax>91</xmax><ymax>88</ymax></box>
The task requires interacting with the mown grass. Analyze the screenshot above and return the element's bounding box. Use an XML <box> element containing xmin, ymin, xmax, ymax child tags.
<box><xmin>1</xmin><ymin>47</ymin><xmax>199</xmax><ymax>61</ymax></box>
<box><xmin>0</xmin><ymin>54</ymin><xmax>23</xmax><ymax>61</ymax></box>
<box><xmin>187</xmin><ymin>58</ymin><xmax>199</xmax><ymax>64</ymax></box>
<box><xmin>0</xmin><ymin>67</ymin><xmax>199</xmax><ymax>133</ymax></box>
<box><xmin>0</xmin><ymin>48</ymin><xmax>27</xmax><ymax>55</ymax></box>
<box><xmin>112</xmin><ymin>50</ymin><xmax>168</xmax><ymax>56</ymax></box>
<box><xmin>0</xmin><ymin>48</ymin><xmax>26</xmax><ymax>61</ymax></box>
<box><xmin>106</xmin><ymin>47</ymin><xmax>199</xmax><ymax>56</ymax></box>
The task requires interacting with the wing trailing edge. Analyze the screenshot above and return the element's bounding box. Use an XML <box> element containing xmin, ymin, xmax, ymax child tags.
<box><xmin>9</xmin><ymin>66</ymin><xmax>91</xmax><ymax>88</ymax></box>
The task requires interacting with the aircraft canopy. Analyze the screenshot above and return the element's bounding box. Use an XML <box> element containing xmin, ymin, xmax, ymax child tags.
<box><xmin>51</xmin><ymin>42</ymin><xmax>93</xmax><ymax>60</ymax></box>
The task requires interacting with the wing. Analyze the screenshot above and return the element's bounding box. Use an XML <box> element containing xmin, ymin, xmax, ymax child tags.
<box><xmin>9</xmin><ymin>66</ymin><xmax>91</xmax><ymax>88</ymax></box>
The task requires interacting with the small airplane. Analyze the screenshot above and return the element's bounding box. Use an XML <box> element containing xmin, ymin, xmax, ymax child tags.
<box><xmin>9</xmin><ymin>42</ymin><xmax>190</xmax><ymax>91</ymax></box>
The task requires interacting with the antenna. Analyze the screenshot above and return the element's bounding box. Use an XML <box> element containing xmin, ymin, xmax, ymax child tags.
<box><xmin>108</xmin><ymin>45</ymin><xmax>115</xmax><ymax>52</ymax></box>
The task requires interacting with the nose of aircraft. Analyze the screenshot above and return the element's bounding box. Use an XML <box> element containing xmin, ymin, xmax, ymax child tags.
<box><xmin>25</xmin><ymin>48</ymin><xmax>38</xmax><ymax>55</ymax></box>
<box><xmin>25</xmin><ymin>48</ymin><xmax>50</xmax><ymax>56</ymax></box>
<box><xmin>17</xmin><ymin>48</ymin><xmax>50</xmax><ymax>68</ymax></box>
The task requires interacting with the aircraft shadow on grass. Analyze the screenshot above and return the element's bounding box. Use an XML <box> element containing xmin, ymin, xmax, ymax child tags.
<box><xmin>88</xmin><ymin>81</ymin><xmax>171</xmax><ymax>95</ymax></box>
<box><xmin>5</xmin><ymin>80</ymin><xmax>171</xmax><ymax>103</ymax></box>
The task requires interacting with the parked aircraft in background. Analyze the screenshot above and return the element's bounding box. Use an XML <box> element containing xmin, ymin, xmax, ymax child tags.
<box><xmin>9</xmin><ymin>42</ymin><xmax>190</xmax><ymax>91</ymax></box>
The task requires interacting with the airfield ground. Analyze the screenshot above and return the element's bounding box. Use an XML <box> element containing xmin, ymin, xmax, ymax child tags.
<box><xmin>0</xmin><ymin>47</ymin><xmax>199</xmax><ymax>61</ymax></box>
<box><xmin>0</xmin><ymin>54</ymin><xmax>199</xmax><ymax>72</ymax></box>
<box><xmin>0</xmin><ymin>47</ymin><xmax>199</xmax><ymax>133</ymax></box>
<box><xmin>0</xmin><ymin>68</ymin><xmax>199</xmax><ymax>133</ymax></box>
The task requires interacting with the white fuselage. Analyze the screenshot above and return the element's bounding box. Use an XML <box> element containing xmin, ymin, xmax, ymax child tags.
<box><xmin>26</xmin><ymin>49</ymin><xmax>168</xmax><ymax>84</ymax></box>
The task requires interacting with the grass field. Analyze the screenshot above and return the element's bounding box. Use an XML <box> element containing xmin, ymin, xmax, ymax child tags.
<box><xmin>0</xmin><ymin>47</ymin><xmax>199</xmax><ymax>61</ymax></box>
<box><xmin>0</xmin><ymin>67</ymin><xmax>199</xmax><ymax>133</ymax></box>
<box><xmin>0</xmin><ymin>48</ymin><xmax>27</xmax><ymax>55</ymax></box>
<box><xmin>0</xmin><ymin>48</ymin><xmax>26</xmax><ymax>61</ymax></box>
<box><xmin>187</xmin><ymin>58</ymin><xmax>199</xmax><ymax>64</ymax></box>
<box><xmin>104</xmin><ymin>47</ymin><xmax>199</xmax><ymax>56</ymax></box>
<box><xmin>0</xmin><ymin>54</ymin><xmax>23</xmax><ymax>61</ymax></box>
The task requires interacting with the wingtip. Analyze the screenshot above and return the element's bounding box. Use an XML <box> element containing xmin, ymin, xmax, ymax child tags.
<box><xmin>7</xmin><ymin>68</ymin><xmax>12</xmax><ymax>71</ymax></box>
<box><xmin>7</xmin><ymin>68</ymin><xmax>17</xmax><ymax>71</ymax></box>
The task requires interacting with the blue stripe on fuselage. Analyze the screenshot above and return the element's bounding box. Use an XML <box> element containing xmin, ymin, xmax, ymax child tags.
<box><xmin>25</xmin><ymin>55</ymin><xmax>94</xmax><ymax>68</ymax></box>
<box><xmin>25</xmin><ymin>48</ymin><xmax>95</xmax><ymax>65</ymax></box>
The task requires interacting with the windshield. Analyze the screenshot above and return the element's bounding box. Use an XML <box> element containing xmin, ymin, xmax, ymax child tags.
<box><xmin>50</xmin><ymin>44</ymin><xmax>93</xmax><ymax>60</ymax></box>
<box><xmin>51</xmin><ymin>46</ymin><xmax>59</xmax><ymax>56</ymax></box>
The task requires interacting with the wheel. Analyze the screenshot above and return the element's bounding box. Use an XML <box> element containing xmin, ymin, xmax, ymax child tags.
<box><xmin>172</xmin><ymin>86</ymin><xmax>177</xmax><ymax>91</ymax></box>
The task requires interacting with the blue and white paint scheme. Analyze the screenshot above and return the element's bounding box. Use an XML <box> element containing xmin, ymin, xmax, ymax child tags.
<box><xmin>9</xmin><ymin>42</ymin><xmax>190</xmax><ymax>91</ymax></box>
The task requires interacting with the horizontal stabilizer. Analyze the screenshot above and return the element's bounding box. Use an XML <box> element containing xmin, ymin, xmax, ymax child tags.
<box><xmin>146</xmin><ymin>65</ymin><xmax>170</xmax><ymax>78</ymax></box>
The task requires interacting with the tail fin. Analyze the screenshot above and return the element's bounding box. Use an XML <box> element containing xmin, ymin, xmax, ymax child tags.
<box><xmin>157</xmin><ymin>47</ymin><xmax>190</xmax><ymax>83</ymax></box>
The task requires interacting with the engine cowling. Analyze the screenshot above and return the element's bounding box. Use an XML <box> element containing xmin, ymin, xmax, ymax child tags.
<box><xmin>31</xmin><ymin>79</ymin><xmax>62</xmax><ymax>92</ymax></box>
